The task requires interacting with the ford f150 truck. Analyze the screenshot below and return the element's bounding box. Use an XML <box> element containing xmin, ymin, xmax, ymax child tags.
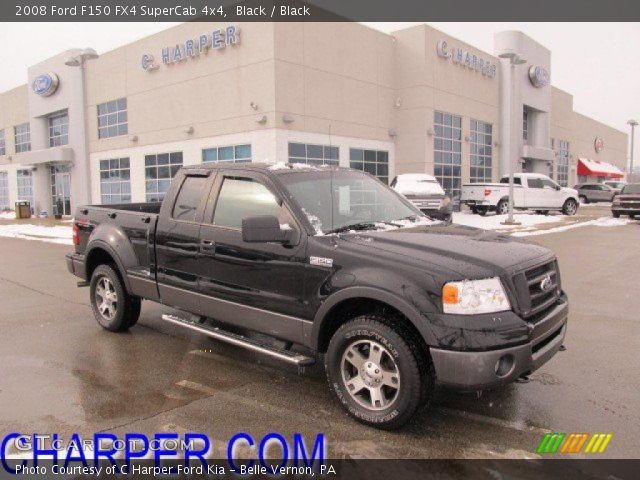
<box><xmin>67</xmin><ymin>164</ymin><xmax>568</xmax><ymax>429</ymax></box>
<box><xmin>461</xmin><ymin>173</ymin><xmax>580</xmax><ymax>216</ymax></box>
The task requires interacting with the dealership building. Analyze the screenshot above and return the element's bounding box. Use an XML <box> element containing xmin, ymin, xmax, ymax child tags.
<box><xmin>0</xmin><ymin>22</ymin><xmax>628</xmax><ymax>215</ymax></box>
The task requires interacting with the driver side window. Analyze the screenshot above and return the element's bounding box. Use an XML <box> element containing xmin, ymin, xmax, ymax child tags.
<box><xmin>213</xmin><ymin>177</ymin><xmax>284</xmax><ymax>229</ymax></box>
<box><xmin>541</xmin><ymin>179</ymin><xmax>558</xmax><ymax>190</ymax></box>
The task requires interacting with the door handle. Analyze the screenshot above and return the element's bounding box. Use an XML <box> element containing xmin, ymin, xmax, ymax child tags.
<box><xmin>141</xmin><ymin>216</ymin><xmax>151</xmax><ymax>223</ymax></box>
<box><xmin>108</xmin><ymin>212</ymin><xmax>117</xmax><ymax>219</ymax></box>
<box><xmin>200</xmin><ymin>239</ymin><xmax>215</xmax><ymax>252</ymax></box>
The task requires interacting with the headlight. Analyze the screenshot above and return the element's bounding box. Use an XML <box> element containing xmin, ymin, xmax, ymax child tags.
<box><xmin>442</xmin><ymin>277</ymin><xmax>511</xmax><ymax>315</ymax></box>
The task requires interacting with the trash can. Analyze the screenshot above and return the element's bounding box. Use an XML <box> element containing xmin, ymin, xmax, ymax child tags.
<box><xmin>15</xmin><ymin>201</ymin><xmax>31</xmax><ymax>219</ymax></box>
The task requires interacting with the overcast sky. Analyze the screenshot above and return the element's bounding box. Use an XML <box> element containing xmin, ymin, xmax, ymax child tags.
<box><xmin>0</xmin><ymin>22</ymin><xmax>638</xmax><ymax>166</ymax></box>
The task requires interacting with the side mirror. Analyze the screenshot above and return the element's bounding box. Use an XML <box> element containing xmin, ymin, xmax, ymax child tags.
<box><xmin>242</xmin><ymin>215</ymin><xmax>295</xmax><ymax>244</ymax></box>
<box><xmin>555</xmin><ymin>185</ymin><xmax>562</xmax><ymax>191</ymax></box>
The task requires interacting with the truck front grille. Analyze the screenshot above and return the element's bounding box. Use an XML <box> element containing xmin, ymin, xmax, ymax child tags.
<box><xmin>513</xmin><ymin>260</ymin><xmax>561</xmax><ymax>321</ymax></box>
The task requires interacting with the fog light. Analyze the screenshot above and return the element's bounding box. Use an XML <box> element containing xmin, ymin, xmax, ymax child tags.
<box><xmin>495</xmin><ymin>354</ymin><xmax>515</xmax><ymax>378</ymax></box>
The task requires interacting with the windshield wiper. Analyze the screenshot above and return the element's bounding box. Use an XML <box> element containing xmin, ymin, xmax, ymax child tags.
<box><xmin>325</xmin><ymin>222</ymin><xmax>380</xmax><ymax>234</ymax></box>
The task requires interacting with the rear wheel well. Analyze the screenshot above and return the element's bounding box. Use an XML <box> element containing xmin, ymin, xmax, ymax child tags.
<box><xmin>86</xmin><ymin>248</ymin><xmax>119</xmax><ymax>284</ymax></box>
<box><xmin>317</xmin><ymin>298</ymin><xmax>430</xmax><ymax>361</ymax></box>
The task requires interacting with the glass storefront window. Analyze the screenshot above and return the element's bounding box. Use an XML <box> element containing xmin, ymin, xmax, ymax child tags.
<box><xmin>202</xmin><ymin>144</ymin><xmax>252</xmax><ymax>163</ymax></box>
<box><xmin>555</xmin><ymin>139</ymin><xmax>570</xmax><ymax>187</ymax></box>
<box><xmin>50</xmin><ymin>165</ymin><xmax>72</xmax><ymax>216</ymax></box>
<box><xmin>98</xmin><ymin>98</ymin><xmax>128</xmax><ymax>139</ymax></box>
<box><xmin>14</xmin><ymin>123</ymin><xmax>31</xmax><ymax>153</ymax></box>
<box><xmin>17</xmin><ymin>169</ymin><xmax>33</xmax><ymax>206</ymax></box>
<box><xmin>470</xmin><ymin>120</ymin><xmax>493</xmax><ymax>183</ymax></box>
<box><xmin>434</xmin><ymin>111</ymin><xmax>462</xmax><ymax>203</ymax></box>
<box><xmin>349</xmin><ymin>148</ymin><xmax>389</xmax><ymax>184</ymax></box>
<box><xmin>100</xmin><ymin>157</ymin><xmax>131</xmax><ymax>204</ymax></box>
<box><xmin>48</xmin><ymin>111</ymin><xmax>69</xmax><ymax>147</ymax></box>
<box><xmin>288</xmin><ymin>143</ymin><xmax>339</xmax><ymax>166</ymax></box>
<box><xmin>0</xmin><ymin>172</ymin><xmax>9</xmax><ymax>210</ymax></box>
<box><xmin>145</xmin><ymin>151</ymin><xmax>183</xmax><ymax>202</ymax></box>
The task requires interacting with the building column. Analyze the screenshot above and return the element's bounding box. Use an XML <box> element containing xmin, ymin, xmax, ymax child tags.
<box><xmin>31</xmin><ymin>165</ymin><xmax>50</xmax><ymax>215</ymax></box>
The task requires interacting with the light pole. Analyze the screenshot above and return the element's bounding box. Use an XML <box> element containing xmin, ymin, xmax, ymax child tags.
<box><xmin>499</xmin><ymin>51</ymin><xmax>527</xmax><ymax>225</ymax></box>
<box><xmin>65</xmin><ymin>48</ymin><xmax>99</xmax><ymax>207</ymax></box>
<box><xmin>628</xmin><ymin>119</ymin><xmax>638</xmax><ymax>180</ymax></box>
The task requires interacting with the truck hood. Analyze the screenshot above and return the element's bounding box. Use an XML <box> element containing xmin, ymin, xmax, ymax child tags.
<box><xmin>340</xmin><ymin>224</ymin><xmax>553</xmax><ymax>278</ymax></box>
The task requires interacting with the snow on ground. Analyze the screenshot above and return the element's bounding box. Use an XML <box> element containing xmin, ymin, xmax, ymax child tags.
<box><xmin>0</xmin><ymin>211</ymin><xmax>16</xmax><ymax>219</ymax></box>
<box><xmin>0</xmin><ymin>223</ymin><xmax>73</xmax><ymax>245</ymax></box>
<box><xmin>512</xmin><ymin>216</ymin><xmax>633</xmax><ymax>237</ymax></box>
<box><xmin>453</xmin><ymin>212</ymin><xmax>561</xmax><ymax>230</ymax></box>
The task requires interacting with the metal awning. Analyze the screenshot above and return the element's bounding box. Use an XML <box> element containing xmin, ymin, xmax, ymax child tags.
<box><xmin>577</xmin><ymin>158</ymin><xmax>624</xmax><ymax>179</ymax></box>
<box><xmin>0</xmin><ymin>146</ymin><xmax>74</xmax><ymax>166</ymax></box>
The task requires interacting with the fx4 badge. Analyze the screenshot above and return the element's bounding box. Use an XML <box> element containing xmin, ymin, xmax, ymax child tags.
<box><xmin>310</xmin><ymin>256</ymin><xmax>333</xmax><ymax>267</ymax></box>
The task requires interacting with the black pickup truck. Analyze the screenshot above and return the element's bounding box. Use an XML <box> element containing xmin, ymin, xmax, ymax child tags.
<box><xmin>67</xmin><ymin>164</ymin><xmax>568</xmax><ymax>429</ymax></box>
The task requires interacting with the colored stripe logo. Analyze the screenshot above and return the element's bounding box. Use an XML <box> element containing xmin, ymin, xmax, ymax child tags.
<box><xmin>537</xmin><ymin>433</ymin><xmax>612</xmax><ymax>454</ymax></box>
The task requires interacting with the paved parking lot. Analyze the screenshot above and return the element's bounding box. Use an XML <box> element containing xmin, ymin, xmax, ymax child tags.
<box><xmin>0</xmin><ymin>213</ymin><xmax>638</xmax><ymax>459</ymax></box>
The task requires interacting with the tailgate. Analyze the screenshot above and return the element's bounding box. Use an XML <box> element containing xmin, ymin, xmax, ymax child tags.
<box><xmin>461</xmin><ymin>184</ymin><xmax>494</xmax><ymax>202</ymax></box>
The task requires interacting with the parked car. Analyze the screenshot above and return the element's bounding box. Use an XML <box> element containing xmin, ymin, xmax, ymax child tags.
<box><xmin>67</xmin><ymin>164</ymin><xmax>568</xmax><ymax>429</ymax></box>
<box><xmin>603</xmin><ymin>180</ymin><xmax>627</xmax><ymax>195</ymax></box>
<box><xmin>461</xmin><ymin>173</ymin><xmax>579</xmax><ymax>216</ymax></box>
<box><xmin>390</xmin><ymin>174</ymin><xmax>452</xmax><ymax>222</ymax></box>
<box><xmin>612</xmin><ymin>183</ymin><xmax>640</xmax><ymax>219</ymax></box>
<box><xmin>574</xmin><ymin>183</ymin><xmax>616</xmax><ymax>204</ymax></box>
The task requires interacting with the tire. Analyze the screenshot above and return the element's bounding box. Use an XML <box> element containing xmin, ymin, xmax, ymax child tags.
<box><xmin>579</xmin><ymin>195</ymin><xmax>588</xmax><ymax>204</ymax></box>
<box><xmin>562</xmin><ymin>198</ymin><xmax>578</xmax><ymax>216</ymax></box>
<box><xmin>612</xmin><ymin>211</ymin><xmax>620</xmax><ymax>218</ymax></box>
<box><xmin>496</xmin><ymin>199</ymin><xmax>509</xmax><ymax>215</ymax></box>
<box><xmin>469</xmin><ymin>206</ymin><xmax>478</xmax><ymax>214</ymax></box>
<box><xmin>477</xmin><ymin>207</ymin><xmax>488</xmax><ymax>216</ymax></box>
<box><xmin>90</xmin><ymin>264</ymin><xmax>141</xmax><ymax>332</ymax></box>
<box><xmin>325</xmin><ymin>314</ymin><xmax>434</xmax><ymax>429</ymax></box>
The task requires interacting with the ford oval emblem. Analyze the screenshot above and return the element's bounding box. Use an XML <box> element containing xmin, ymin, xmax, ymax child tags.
<box><xmin>32</xmin><ymin>73</ymin><xmax>59</xmax><ymax>97</ymax></box>
<box><xmin>540</xmin><ymin>274</ymin><xmax>553</xmax><ymax>292</ymax></box>
<box><xmin>528</xmin><ymin>65</ymin><xmax>550</xmax><ymax>88</ymax></box>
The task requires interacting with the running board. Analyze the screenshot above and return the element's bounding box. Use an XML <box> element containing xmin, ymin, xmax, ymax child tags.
<box><xmin>161</xmin><ymin>314</ymin><xmax>315</xmax><ymax>366</ymax></box>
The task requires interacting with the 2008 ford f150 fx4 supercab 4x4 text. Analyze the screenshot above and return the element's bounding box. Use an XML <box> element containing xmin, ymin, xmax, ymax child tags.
<box><xmin>67</xmin><ymin>164</ymin><xmax>568</xmax><ymax>429</ymax></box>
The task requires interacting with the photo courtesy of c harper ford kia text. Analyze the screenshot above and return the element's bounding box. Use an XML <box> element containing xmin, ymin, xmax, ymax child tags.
<box><xmin>0</xmin><ymin>1</ymin><xmax>639</xmax><ymax>479</ymax></box>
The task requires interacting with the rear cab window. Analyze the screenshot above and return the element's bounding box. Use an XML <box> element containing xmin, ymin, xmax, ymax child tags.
<box><xmin>172</xmin><ymin>175</ymin><xmax>208</xmax><ymax>222</ymax></box>
<box><xmin>500</xmin><ymin>177</ymin><xmax>522</xmax><ymax>185</ymax></box>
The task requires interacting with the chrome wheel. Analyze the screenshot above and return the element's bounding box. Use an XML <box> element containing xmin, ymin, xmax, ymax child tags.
<box><xmin>341</xmin><ymin>340</ymin><xmax>400</xmax><ymax>411</ymax></box>
<box><xmin>95</xmin><ymin>277</ymin><xmax>118</xmax><ymax>320</ymax></box>
<box><xmin>497</xmin><ymin>201</ymin><xmax>509</xmax><ymax>215</ymax></box>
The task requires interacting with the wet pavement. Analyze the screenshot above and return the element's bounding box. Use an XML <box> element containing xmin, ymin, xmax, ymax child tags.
<box><xmin>0</xmin><ymin>214</ymin><xmax>638</xmax><ymax>459</ymax></box>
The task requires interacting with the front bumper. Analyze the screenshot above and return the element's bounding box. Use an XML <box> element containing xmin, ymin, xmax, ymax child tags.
<box><xmin>430</xmin><ymin>297</ymin><xmax>568</xmax><ymax>390</ymax></box>
<box><xmin>66</xmin><ymin>253</ymin><xmax>87</xmax><ymax>280</ymax></box>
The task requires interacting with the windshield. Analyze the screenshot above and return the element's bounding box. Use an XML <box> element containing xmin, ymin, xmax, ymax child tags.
<box><xmin>607</xmin><ymin>182</ymin><xmax>625</xmax><ymax>188</ymax></box>
<box><xmin>622</xmin><ymin>184</ymin><xmax>640</xmax><ymax>194</ymax></box>
<box><xmin>279</xmin><ymin>170</ymin><xmax>425</xmax><ymax>234</ymax></box>
<box><xmin>393</xmin><ymin>179</ymin><xmax>445</xmax><ymax>196</ymax></box>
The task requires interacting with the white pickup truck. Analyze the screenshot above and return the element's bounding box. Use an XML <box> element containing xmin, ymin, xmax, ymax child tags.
<box><xmin>460</xmin><ymin>173</ymin><xmax>580</xmax><ymax>216</ymax></box>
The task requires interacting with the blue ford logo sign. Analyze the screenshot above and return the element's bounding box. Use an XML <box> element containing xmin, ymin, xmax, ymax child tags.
<box><xmin>32</xmin><ymin>73</ymin><xmax>59</xmax><ymax>97</ymax></box>
<box><xmin>528</xmin><ymin>65</ymin><xmax>550</xmax><ymax>88</ymax></box>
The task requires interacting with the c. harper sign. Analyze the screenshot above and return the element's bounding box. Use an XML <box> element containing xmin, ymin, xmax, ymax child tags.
<box><xmin>141</xmin><ymin>26</ymin><xmax>241</xmax><ymax>71</ymax></box>
<box><xmin>436</xmin><ymin>40</ymin><xmax>497</xmax><ymax>78</ymax></box>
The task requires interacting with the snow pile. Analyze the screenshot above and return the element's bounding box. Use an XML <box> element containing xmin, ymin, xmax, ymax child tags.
<box><xmin>453</xmin><ymin>212</ymin><xmax>561</xmax><ymax>230</ymax></box>
<box><xmin>0</xmin><ymin>224</ymin><xmax>73</xmax><ymax>245</ymax></box>
<box><xmin>512</xmin><ymin>216</ymin><xmax>632</xmax><ymax>237</ymax></box>
<box><xmin>0</xmin><ymin>211</ymin><xmax>16</xmax><ymax>219</ymax></box>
